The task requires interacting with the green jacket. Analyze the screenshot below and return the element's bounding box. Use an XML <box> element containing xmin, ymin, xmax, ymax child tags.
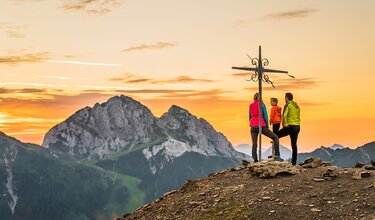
<box><xmin>282</xmin><ymin>101</ymin><xmax>300</xmax><ymax>127</ymax></box>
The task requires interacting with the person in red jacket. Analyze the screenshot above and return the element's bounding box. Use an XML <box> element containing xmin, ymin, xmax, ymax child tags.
<box><xmin>249</xmin><ymin>93</ymin><xmax>282</xmax><ymax>162</ymax></box>
<box><xmin>270</xmin><ymin>98</ymin><xmax>282</xmax><ymax>135</ymax></box>
<box><xmin>268</xmin><ymin>98</ymin><xmax>282</xmax><ymax>158</ymax></box>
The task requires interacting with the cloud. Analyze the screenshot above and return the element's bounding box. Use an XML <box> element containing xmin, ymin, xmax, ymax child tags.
<box><xmin>232</xmin><ymin>8</ymin><xmax>319</xmax><ymax>27</ymax></box>
<box><xmin>0</xmin><ymin>82</ymin><xmax>60</xmax><ymax>88</ymax></box>
<box><xmin>109</xmin><ymin>73</ymin><xmax>215</xmax><ymax>84</ymax></box>
<box><xmin>0</xmin><ymin>52</ymin><xmax>49</xmax><ymax>65</ymax></box>
<box><xmin>61</xmin><ymin>0</ymin><xmax>125</xmax><ymax>15</ymax></box>
<box><xmin>0</xmin><ymin>23</ymin><xmax>27</xmax><ymax>39</ymax></box>
<box><xmin>265</xmin><ymin>8</ymin><xmax>319</xmax><ymax>20</ymax></box>
<box><xmin>39</xmin><ymin>75</ymin><xmax>71</xmax><ymax>80</ymax></box>
<box><xmin>45</xmin><ymin>59</ymin><xmax>122</xmax><ymax>67</ymax></box>
<box><xmin>245</xmin><ymin>77</ymin><xmax>319</xmax><ymax>92</ymax></box>
<box><xmin>78</xmin><ymin>85</ymin><xmax>140</xmax><ymax>90</ymax></box>
<box><xmin>231</xmin><ymin>72</ymin><xmax>251</xmax><ymax>78</ymax></box>
<box><xmin>270</xmin><ymin>77</ymin><xmax>319</xmax><ymax>90</ymax></box>
<box><xmin>0</xmin><ymin>87</ymin><xmax>47</xmax><ymax>94</ymax></box>
<box><xmin>79</xmin><ymin>88</ymin><xmax>231</xmax><ymax>100</ymax></box>
<box><xmin>298</xmin><ymin>100</ymin><xmax>330</xmax><ymax>107</ymax></box>
<box><xmin>122</xmin><ymin>42</ymin><xmax>177</xmax><ymax>52</ymax></box>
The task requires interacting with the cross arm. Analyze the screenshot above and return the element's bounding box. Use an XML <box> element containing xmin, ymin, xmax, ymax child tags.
<box><xmin>232</xmin><ymin>66</ymin><xmax>258</xmax><ymax>72</ymax></box>
<box><xmin>262</xmin><ymin>68</ymin><xmax>288</xmax><ymax>74</ymax></box>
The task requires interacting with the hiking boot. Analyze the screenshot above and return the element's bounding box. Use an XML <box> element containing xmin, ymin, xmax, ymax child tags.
<box><xmin>274</xmin><ymin>156</ymin><xmax>284</xmax><ymax>162</ymax></box>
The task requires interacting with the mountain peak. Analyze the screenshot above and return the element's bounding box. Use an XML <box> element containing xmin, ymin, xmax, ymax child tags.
<box><xmin>42</xmin><ymin>95</ymin><xmax>248</xmax><ymax>161</ymax></box>
<box><xmin>42</xmin><ymin>95</ymin><xmax>163</xmax><ymax>159</ymax></box>
<box><xmin>330</xmin><ymin>144</ymin><xmax>345</xmax><ymax>150</ymax></box>
<box><xmin>166</xmin><ymin>105</ymin><xmax>191</xmax><ymax>115</ymax></box>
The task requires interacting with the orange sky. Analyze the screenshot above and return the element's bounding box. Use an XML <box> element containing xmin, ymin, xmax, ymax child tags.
<box><xmin>1</xmin><ymin>0</ymin><xmax>374</xmax><ymax>152</ymax></box>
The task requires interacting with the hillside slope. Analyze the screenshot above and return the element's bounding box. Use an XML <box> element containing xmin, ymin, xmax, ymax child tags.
<box><xmin>119</xmin><ymin>159</ymin><xmax>375</xmax><ymax>220</ymax></box>
<box><xmin>0</xmin><ymin>132</ymin><xmax>142</xmax><ymax>220</ymax></box>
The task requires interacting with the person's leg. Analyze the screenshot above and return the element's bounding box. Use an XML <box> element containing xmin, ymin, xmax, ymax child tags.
<box><xmin>262</xmin><ymin>128</ymin><xmax>280</xmax><ymax>157</ymax></box>
<box><xmin>271</xmin><ymin>124</ymin><xmax>280</xmax><ymax>157</ymax></box>
<box><xmin>250</xmin><ymin>127</ymin><xmax>259</xmax><ymax>162</ymax></box>
<box><xmin>278</xmin><ymin>126</ymin><xmax>290</xmax><ymax>139</ymax></box>
<box><xmin>289</xmin><ymin>125</ymin><xmax>300</xmax><ymax>165</ymax></box>
<box><xmin>272</xmin><ymin>124</ymin><xmax>280</xmax><ymax>136</ymax></box>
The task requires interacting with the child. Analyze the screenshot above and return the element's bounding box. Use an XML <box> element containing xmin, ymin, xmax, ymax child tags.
<box><xmin>269</xmin><ymin>98</ymin><xmax>282</xmax><ymax>158</ymax></box>
<box><xmin>270</xmin><ymin>98</ymin><xmax>282</xmax><ymax>135</ymax></box>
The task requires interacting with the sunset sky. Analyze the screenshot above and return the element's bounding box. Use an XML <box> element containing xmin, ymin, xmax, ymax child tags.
<box><xmin>1</xmin><ymin>0</ymin><xmax>374</xmax><ymax>152</ymax></box>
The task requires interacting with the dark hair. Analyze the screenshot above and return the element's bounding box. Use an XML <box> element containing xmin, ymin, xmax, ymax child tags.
<box><xmin>253</xmin><ymin>93</ymin><xmax>258</xmax><ymax>100</ymax></box>
<box><xmin>285</xmin><ymin>92</ymin><xmax>293</xmax><ymax>101</ymax></box>
<box><xmin>270</xmin><ymin>98</ymin><xmax>278</xmax><ymax>104</ymax></box>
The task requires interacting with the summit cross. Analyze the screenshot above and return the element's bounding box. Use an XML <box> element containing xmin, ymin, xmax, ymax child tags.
<box><xmin>232</xmin><ymin>46</ymin><xmax>293</xmax><ymax>161</ymax></box>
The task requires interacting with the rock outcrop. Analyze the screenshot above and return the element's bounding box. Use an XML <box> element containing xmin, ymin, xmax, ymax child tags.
<box><xmin>119</xmin><ymin>158</ymin><xmax>375</xmax><ymax>220</ymax></box>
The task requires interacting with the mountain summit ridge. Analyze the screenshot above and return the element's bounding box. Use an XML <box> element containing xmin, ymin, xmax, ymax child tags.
<box><xmin>119</xmin><ymin>160</ymin><xmax>375</xmax><ymax>220</ymax></box>
<box><xmin>42</xmin><ymin>95</ymin><xmax>248</xmax><ymax>161</ymax></box>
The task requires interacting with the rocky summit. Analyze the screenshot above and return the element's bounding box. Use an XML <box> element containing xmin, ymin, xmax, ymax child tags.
<box><xmin>42</xmin><ymin>96</ymin><xmax>164</xmax><ymax>160</ymax></box>
<box><xmin>118</xmin><ymin>158</ymin><xmax>375</xmax><ymax>220</ymax></box>
<box><xmin>42</xmin><ymin>95</ymin><xmax>248</xmax><ymax>161</ymax></box>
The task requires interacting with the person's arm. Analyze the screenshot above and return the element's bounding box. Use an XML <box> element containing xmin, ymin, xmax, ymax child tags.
<box><xmin>249</xmin><ymin>105</ymin><xmax>252</xmax><ymax>121</ymax></box>
<box><xmin>283</xmin><ymin>104</ymin><xmax>289</xmax><ymax>127</ymax></box>
<box><xmin>262</xmin><ymin>104</ymin><xmax>269</xmax><ymax>128</ymax></box>
<box><xmin>270</xmin><ymin>107</ymin><xmax>275</xmax><ymax>125</ymax></box>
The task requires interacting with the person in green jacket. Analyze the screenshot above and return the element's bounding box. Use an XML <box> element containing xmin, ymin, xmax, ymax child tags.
<box><xmin>278</xmin><ymin>92</ymin><xmax>300</xmax><ymax>165</ymax></box>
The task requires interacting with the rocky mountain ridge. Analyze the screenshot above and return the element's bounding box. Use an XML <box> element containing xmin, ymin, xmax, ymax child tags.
<box><xmin>118</xmin><ymin>158</ymin><xmax>375</xmax><ymax>220</ymax></box>
<box><xmin>298</xmin><ymin>142</ymin><xmax>375</xmax><ymax>167</ymax></box>
<box><xmin>43</xmin><ymin>95</ymin><xmax>247</xmax><ymax>161</ymax></box>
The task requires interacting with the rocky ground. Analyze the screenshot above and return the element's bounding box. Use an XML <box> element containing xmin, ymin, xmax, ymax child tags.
<box><xmin>117</xmin><ymin>158</ymin><xmax>375</xmax><ymax>220</ymax></box>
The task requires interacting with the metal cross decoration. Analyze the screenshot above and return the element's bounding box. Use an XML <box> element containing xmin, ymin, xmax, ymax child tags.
<box><xmin>232</xmin><ymin>46</ymin><xmax>293</xmax><ymax>161</ymax></box>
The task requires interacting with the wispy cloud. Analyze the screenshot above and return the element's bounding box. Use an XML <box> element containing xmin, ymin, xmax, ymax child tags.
<box><xmin>45</xmin><ymin>59</ymin><xmax>122</xmax><ymax>67</ymax></box>
<box><xmin>0</xmin><ymin>87</ymin><xmax>46</xmax><ymax>94</ymax></box>
<box><xmin>109</xmin><ymin>73</ymin><xmax>215</xmax><ymax>84</ymax></box>
<box><xmin>246</xmin><ymin>77</ymin><xmax>320</xmax><ymax>92</ymax></box>
<box><xmin>78</xmin><ymin>85</ymin><xmax>140</xmax><ymax>90</ymax></box>
<box><xmin>39</xmin><ymin>75</ymin><xmax>71</xmax><ymax>80</ymax></box>
<box><xmin>232</xmin><ymin>8</ymin><xmax>319</xmax><ymax>27</ymax></box>
<box><xmin>298</xmin><ymin>100</ymin><xmax>330</xmax><ymax>107</ymax></box>
<box><xmin>122</xmin><ymin>42</ymin><xmax>177</xmax><ymax>52</ymax></box>
<box><xmin>0</xmin><ymin>22</ymin><xmax>27</xmax><ymax>39</ymax></box>
<box><xmin>0</xmin><ymin>52</ymin><xmax>49</xmax><ymax>65</ymax></box>
<box><xmin>0</xmin><ymin>82</ymin><xmax>61</xmax><ymax>88</ymax></box>
<box><xmin>231</xmin><ymin>72</ymin><xmax>251</xmax><ymax>78</ymax></box>
<box><xmin>61</xmin><ymin>0</ymin><xmax>125</xmax><ymax>15</ymax></box>
<box><xmin>80</xmin><ymin>87</ymin><xmax>232</xmax><ymax>100</ymax></box>
<box><xmin>265</xmin><ymin>8</ymin><xmax>319</xmax><ymax>20</ymax></box>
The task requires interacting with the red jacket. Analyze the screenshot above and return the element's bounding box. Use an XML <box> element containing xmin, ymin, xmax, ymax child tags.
<box><xmin>270</xmin><ymin>106</ymin><xmax>282</xmax><ymax>124</ymax></box>
<box><xmin>249</xmin><ymin>100</ymin><xmax>268</xmax><ymax>127</ymax></box>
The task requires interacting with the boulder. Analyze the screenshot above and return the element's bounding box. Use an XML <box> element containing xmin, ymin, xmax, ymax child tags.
<box><xmin>352</xmin><ymin>170</ymin><xmax>372</xmax><ymax>180</ymax></box>
<box><xmin>299</xmin><ymin>158</ymin><xmax>322</xmax><ymax>168</ymax></box>
<box><xmin>248</xmin><ymin>160</ymin><xmax>300</xmax><ymax>178</ymax></box>
<box><xmin>354</xmin><ymin>162</ymin><xmax>364</xmax><ymax>168</ymax></box>
<box><xmin>321</xmin><ymin>167</ymin><xmax>337</xmax><ymax>180</ymax></box>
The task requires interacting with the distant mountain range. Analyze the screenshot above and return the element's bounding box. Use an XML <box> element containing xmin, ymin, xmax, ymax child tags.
<box><xmin>235</xmin><ymin>144</ymin><xmax>292</xmax><ymax>160</ymax></box>
<box><xmin>0</xmin><ymin>95</ymin><xmax>248</xmax><ymax>219</ymax></box>
<box><xmin>298</xmin><ymin>142</ymin><xmax>375</xmax><ymax>167</ymax></box>
<box><xmin>235</xmin><ymin>142</ymin><xmax>374</xmax><ymax>167</ymax></box>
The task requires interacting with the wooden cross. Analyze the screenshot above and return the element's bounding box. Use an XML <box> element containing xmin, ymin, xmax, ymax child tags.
<box><xmin>232</xmin><ymin>46</ymin><xmax>292</xmax><ymax>161</ymax></box>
